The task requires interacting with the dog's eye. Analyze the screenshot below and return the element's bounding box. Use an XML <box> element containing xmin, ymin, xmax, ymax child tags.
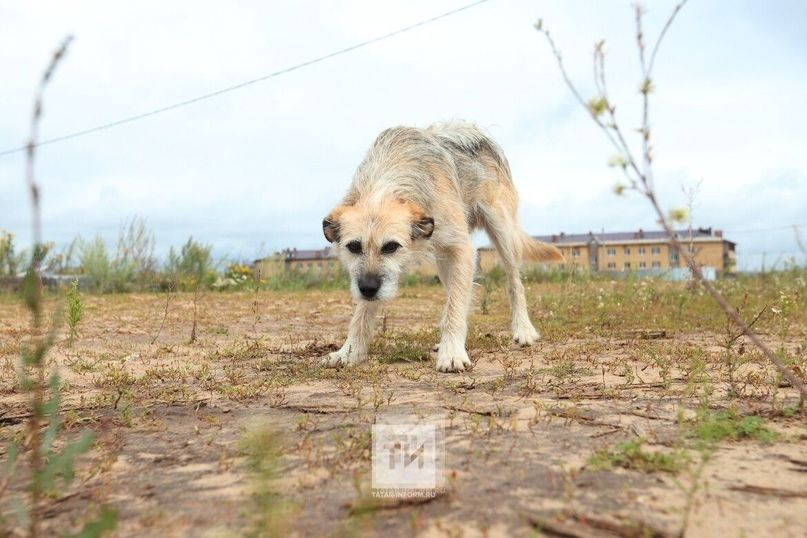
<box><xmin>380</xmin><ymin>241</ymin><xmax>401</xmax><ymax>255</ymax></box>
<box><xmin>346</xmin><ymin>240</ymin><xmax>362</xmax><ymax>254</ymax></box>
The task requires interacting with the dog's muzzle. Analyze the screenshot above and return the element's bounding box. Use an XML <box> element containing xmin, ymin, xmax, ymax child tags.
<box><xmin>358</xmin><ymin>273</ymin><xmax>382</xmax><ymax>300</ymax></box>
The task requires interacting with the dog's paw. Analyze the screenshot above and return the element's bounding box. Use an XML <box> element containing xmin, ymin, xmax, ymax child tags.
<box><xmin>436</xmin><ymin>343</ymin><xmax>471</xmax><ymax>373</ymax></box>
<box><xmin>512</xmin><ymin>323</ymin><xmax>540</xmax><ymax>347</ymax></box>
<box><xmin>320</xmin><ymin>347</ymin><xmax>366</xmax><ymax>368</ymax></box>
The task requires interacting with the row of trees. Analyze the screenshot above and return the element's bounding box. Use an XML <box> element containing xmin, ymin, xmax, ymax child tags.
<box><xmin>0</xmin><ymin>217</ymin><xmax>221</xmax><ymax>293</ymax></box>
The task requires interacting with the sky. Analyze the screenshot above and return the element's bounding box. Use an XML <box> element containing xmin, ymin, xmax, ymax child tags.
<box><xmin>1</xmin><ymin>0</ymin><xmax>806</xmax><ymax>271</ymax></box>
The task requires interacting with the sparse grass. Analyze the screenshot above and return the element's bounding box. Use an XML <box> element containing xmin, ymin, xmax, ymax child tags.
<box><xmin>1</xmin><ymin>276</ymin><xmax>804</xmax><ymax>535</ymax></box>
<box><xmin>689</xmin><ymin>408</ymin><xmax>779</xmax><ymax>444</ymax></box>
<box><xmin>371</xmin><ymin>329</ymin><xmax>436</xmax><ymax>364</ymax></box>
<box><xmin>588</xmin><ymin>438</ymin><xmax>690</xmax><ymax>474</ymax></box>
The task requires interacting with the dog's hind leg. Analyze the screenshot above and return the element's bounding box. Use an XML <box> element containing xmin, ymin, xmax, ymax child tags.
<box><xmin>321</xmin><ymin>300</ymin><xmax>379</xmax><ymax>367</ymax></box>
<box><xmin>434</xmin><ymin>241</ymin><xmax>475</xmax><ymax>372</ymax></box>
<box><xmin>481</xmin><ymin>204</ymin><xmax>540</xmax><ymax>346</ymax></box>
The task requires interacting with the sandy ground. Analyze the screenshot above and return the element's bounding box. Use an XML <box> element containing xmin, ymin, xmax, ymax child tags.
<box><xmin>1</xmin><ymin>285</ymin><xmax>805</xmax><ymax>537</ymax></box>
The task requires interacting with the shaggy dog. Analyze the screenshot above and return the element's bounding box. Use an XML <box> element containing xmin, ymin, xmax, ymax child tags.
<box><xmin>322</xmin><ymin>122</ymin><xmax>562</xmax><ymax>372</ymax></box>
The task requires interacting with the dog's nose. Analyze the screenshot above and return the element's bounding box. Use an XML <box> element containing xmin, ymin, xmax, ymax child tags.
<box><xmin>358</xmin><ymin>274</ymin><xmax>382</xmax><ymax>299</ymax></box>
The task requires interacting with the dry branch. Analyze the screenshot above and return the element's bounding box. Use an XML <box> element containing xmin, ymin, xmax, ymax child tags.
<box><xmin>22</xmin><ymin>35</ymin><xmax>73</xmax><ymax>538</ymax></box>
<box><xmin>536</xmin><ymin>1</ymin><xmax>806</xmax><ymax>404</ymax></box>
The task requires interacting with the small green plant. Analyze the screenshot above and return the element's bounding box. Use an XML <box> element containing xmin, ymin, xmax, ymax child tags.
<box><xmin>239</xmin><ymin>425</ymin><xmax>294</xmax><ymax>537</ymax></box>
<box><xmin>588</xmin><ymin>438</ymin><xmax>689</xmax><ymax>474</ymax></box>
<box><xmin>689</xmin><ymin>408</ymin><xmax>778</xmax><ymax>444</ymax></box>
<box><xmin>66</xmin><ymin>279</ymin><xmax>83</xmax><ymax>343</ymax></box>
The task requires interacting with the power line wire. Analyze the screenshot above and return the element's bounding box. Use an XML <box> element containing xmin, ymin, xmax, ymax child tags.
<box><xmin>0</xmin><ymin>0</ymin><xmax>491</xmax><ymax>158</ymax></box>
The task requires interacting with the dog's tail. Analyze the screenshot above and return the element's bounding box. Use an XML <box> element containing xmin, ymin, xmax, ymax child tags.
<box><xmin>519</xmin><ymin>231</ymin><xmax>565</xmax><ymax>262</ymax></box>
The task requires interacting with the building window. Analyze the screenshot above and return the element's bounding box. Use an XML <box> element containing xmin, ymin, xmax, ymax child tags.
<box><xmin>623</xmin><ymin>247</ymin><xmax>631</xmax><ymax>255</ymax></box>
<box><xmin>651</xmin><ymin>246</ymin><xmax>661</xmax><ymax>255</ymax></box>
<box><xmin>638</xmin><ymin>247</ymin><xmax>646</xmax><ymax>255</ymax></box>
<box><xmin>571</xmin><ymin>248</ymin><xmax>580</xmax><ymax>258</ymax></box>
<box><xmin>670</xmin><ymin>253</ymin><xmax>679</xmax><ymax>262</ymax></box>
<box><xmin>652</xmin><ymin>261</ymin><xmax>661</xmax><ymax>268</ymax></box>
<box><xmin>607</xmin><ymin>248</ymin><xmax>616</xmax><ymax>256</ymax></box>
<box><xmin>624</xmin><ymin>262</ymin><xmax>631</xmax><ymax>270</ymax></box>
<box><xmin>639</xmin><ymin>261</ymin><xmax>647</xmax><ymax>268</ymax></box>
<box><xmin>607</xmin><ymin>262</ymin><xmax>616</xmax><ymax>269</ymax></box>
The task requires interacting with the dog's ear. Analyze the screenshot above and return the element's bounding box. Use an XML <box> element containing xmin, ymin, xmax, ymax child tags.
<box><xmin>411</xmin><ymin>216</ymin><xmax>435</xmax><ymax>240</ymax></box>
<box><xmin>322</xmin><ymin>216</ymin><xmax>339</xmax><ymax>243</ymax></box>
<box><xmin>322</xmin><ymin>206</ymin><xmax>345</xmax><ymax>243</ymax></box>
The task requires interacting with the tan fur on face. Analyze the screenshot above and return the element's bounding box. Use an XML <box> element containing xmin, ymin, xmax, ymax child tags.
<box><xmin>333</xmin><ymin>198</ymin><xmax>429</xmax><ymax>302</ymax></box>
<box><xmin>321</xmin><ymin>121</ymin><xmax>562</xmax><ymax>373</ymax></box>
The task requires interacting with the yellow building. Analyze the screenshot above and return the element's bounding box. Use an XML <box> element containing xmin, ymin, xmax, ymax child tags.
<box><xmin>478</xmin><ymin>228</ymin><xmax>736</xmax><ymax>275</ymax></box>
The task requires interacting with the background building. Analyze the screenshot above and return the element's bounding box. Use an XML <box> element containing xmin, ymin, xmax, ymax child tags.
<box><xmin>253</xmin><ymin>247</ymin><xmax>340</xmax><ymax>279</ymax></box>
<box><xmin>258</xmin><ymin>227</ymin><xmax>737</xmax><ymax>280</ymax></box>
<box><xmin>479</xmin><ymin>228</ymin><xmax>736</xmax><ymax>275</ymax></box>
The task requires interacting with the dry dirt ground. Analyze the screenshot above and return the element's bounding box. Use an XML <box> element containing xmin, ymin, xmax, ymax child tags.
<box><xmin>1</xmin><ymin>280</ymin><xmax>806</xmax><ymax>537</ymax></box>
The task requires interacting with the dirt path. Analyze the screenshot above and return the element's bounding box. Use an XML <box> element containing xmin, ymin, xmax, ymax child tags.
<box><xmin>1</xmin><ymin>286</ymin><xmax>805</xmax><ymax>537</ymax></box>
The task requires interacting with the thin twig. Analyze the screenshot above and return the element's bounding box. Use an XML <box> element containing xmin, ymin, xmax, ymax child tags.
<box><xmin>151</xmin><ymin>282</ymin><xmax>175</xmax><ymax>345</ymax></box>
<box><xmin>647</xmin><ymin>0</ymin><xmax>690</xmax><ymax>75</ymax></box>
<box><xmin>536</xmin><ymin>20</ymin><xmax>646</xmax><ymax>190</ymax></box>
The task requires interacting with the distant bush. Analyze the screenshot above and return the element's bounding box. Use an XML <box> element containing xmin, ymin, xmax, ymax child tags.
<box><xmin>79</xmin><ymin>235</ymin><xmax>113</xmax><ymax>293</ymax></box>
<box><xmin>116</xmin><ymin>216</ymin><xmax>157</xmax><ymax>289</ymax></box>
<box><xmin>0</xmin><ymin>230</ymin><xmax>27</xmax><ymax>277</ymax></box>
<box><xmin>165</xmin><ymin>237</ymin><xmax>217</xmax><ymax>291</ymax></box>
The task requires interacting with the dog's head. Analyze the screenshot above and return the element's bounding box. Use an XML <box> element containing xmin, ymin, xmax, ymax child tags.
<box><xmin>322</xmin><ymin>198</ymin><xmax>434</xmax><ymax>301</ymax></box>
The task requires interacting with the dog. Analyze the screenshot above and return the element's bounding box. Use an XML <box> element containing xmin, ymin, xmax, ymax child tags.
<box><xmin>321</xmin><ymin>122</ymin><xmax>563</xmax><ymax>372</ymax></box>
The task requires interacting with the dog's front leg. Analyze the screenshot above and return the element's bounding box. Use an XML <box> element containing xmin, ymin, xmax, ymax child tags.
<box><xmin>435</xmin><ymin>242</ymin><xmax>475</xmax><ymax>372</ymax></box>
<box><xmin>322</xmin><ymin>300</ymin><xmax>379</xmax><ymax>367</ymax></box>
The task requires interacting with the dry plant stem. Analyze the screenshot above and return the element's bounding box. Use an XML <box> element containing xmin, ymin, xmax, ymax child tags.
<box><xmin>151</xmin><ymin>283</ymin><xmax>175</xmax><ymax>345</ymax></box>
<box><xmin>537</xmin><ymin>1</ymin><xmax>806</xmax><ymax>403</ymax></box>
<box><xmin>190</xmin><ymin>283</ymin><xmax>200</xmax><ymax>344</ymax></box>
<box><xmin>24</xmin><ymin>36</ymin><xmax>73</xmax><ymax>538</ymax></box>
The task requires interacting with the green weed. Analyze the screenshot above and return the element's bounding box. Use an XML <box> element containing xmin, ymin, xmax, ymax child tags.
<box><xmin>690</xmin><ymin>408</ymin><xmax>778</xmax><ymax>444</ymax></box>
<box><xmin>66</xmin><ymin>279</ymin><xmax>83</xmax><ymax>344</ymax></box>
<box><xmin>588</xmin><ymin>438</ymin><xmax>689</xmax><ymax>474</ymax></box>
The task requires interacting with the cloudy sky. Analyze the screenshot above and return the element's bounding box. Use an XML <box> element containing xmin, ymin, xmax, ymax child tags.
<box><xmin>1</xmin><ymin>0</ymin><xmax>806</xmax><ymax>270</ymax></box>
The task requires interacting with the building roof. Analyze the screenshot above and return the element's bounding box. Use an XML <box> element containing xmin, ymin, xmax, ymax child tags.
<box><xmin>481</xmin><ymin>227</ymin><xmax>735</xmax><ymax>250</ymax></box>
<box><xmin>276</xmin><ymin>247</ymin><xmax>336</xmax><ymax>261</ymax></box>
